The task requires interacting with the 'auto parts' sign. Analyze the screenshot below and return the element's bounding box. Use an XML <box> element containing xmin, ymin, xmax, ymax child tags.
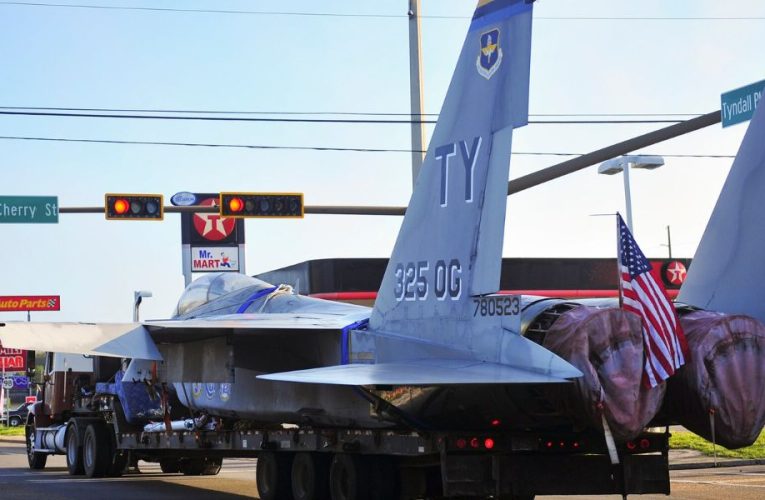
<box><xmin>0</xmin><ymin>295</ymin><xmax>60</xmax><ymax>312</ymax></box>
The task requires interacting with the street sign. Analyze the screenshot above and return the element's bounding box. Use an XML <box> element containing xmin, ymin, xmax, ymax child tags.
<box><xmin>2</xmin><ymin>378</ymin><xmax>12</xmax><ymax>390</ymax></box>
<box><xmin>721</xmin><ymin>79</ymin><xmax>765</xmax><ymax>128</ymax></box>
<box><xmin>0</xmin><ymin>295</ymin><xmax>60</xmax><ymax>312</ymax></box>
<box><xmin>0</xmin><ymin>196</ymin><xmax>58</xmax><ymax>223</ymax></box>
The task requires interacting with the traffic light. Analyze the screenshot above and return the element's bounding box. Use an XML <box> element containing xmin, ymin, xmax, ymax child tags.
<box><xmin>105</xmin><ymin>194</ymin><xmax>164</xmax><ymax>220</ymax></box>
<box><xmin>219</xmin><ymin>193</ymin><xmax>304</xmax><ymax>218</ymax></box>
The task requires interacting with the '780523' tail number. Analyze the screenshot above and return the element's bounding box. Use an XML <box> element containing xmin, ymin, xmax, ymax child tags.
<box><xmin>473</xmin><ymin>296</ymin><xmax>520</xmax><ymax>317</ymax></box>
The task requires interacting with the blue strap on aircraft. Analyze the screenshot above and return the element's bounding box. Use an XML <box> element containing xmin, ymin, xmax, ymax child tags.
<box><xmin>236</xmin><ymin>286</ymin><xmax>278</xmax><ymax>314</ymax></box>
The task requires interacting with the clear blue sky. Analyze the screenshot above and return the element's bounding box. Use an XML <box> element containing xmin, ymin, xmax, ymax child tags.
<box><xmin>1</xmin><ymin>0</ymin><xmax>763</xmax><ymax>322</ymax></box>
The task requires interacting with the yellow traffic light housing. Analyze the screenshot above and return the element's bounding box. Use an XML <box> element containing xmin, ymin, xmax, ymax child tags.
<box><xmin>219</xmin><ymin>193</ymin><xmax>304</xmax><ymax>218</ymax></box>
<box><xmin>105</xmin><ymin>194</ymin><xmax>164</xmax><ymax>220</ymax></box>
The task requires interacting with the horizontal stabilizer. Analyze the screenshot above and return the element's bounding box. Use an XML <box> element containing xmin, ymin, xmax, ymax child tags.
<box><xmin>0</xmin><ymin>322</ymin><xmax>162</xmax><ymax>360</ymax></box>
<box><xmin>258</xmin><ymin>358</ymin><xmax>578</xmax><ymax>386</ymax></box>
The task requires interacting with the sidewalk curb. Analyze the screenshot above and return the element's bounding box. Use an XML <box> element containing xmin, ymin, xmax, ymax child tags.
<box><xmin>0</xmin><ymin>435</ymin><xmax>25</xmax><ymax>444</ymax></box>
<box><xmin>670</xmin><ymin>458</ymin><xmax>765</xmax><ymax>470</ymax></box>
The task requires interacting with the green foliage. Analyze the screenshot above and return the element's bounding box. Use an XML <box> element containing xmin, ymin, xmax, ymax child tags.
<box><xmin>0</xmin><ymin>426</ymin><xmax>25</xmax><ymax>436</ymax></box>
<box><xmin>670</xmin><ymin>430</ymin><xmax>765</xmax><ymax>459</ymax></box>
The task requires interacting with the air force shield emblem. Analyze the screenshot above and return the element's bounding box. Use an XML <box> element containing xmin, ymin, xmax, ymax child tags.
<box><xmin>477</xmin><ymin>29</ymin><xmax>503</xmax><ymax>80</ymax></box>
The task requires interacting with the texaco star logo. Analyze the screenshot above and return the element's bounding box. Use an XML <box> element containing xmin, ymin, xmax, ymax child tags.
<box><xmin>192</xmin><ymin>197</ymin><xmax>235</xmax><ymax>241</ymax></box>
<box><xmin>664</xmin><ymin>261</ymin><xmax>687</xmax><ymax>286</ymax></box>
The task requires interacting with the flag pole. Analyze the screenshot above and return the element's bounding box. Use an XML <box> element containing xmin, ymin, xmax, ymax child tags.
<box><xmin>616</xmin><ymin>213</ymin><xmax>624</xmax><ymax>309</ymax></box>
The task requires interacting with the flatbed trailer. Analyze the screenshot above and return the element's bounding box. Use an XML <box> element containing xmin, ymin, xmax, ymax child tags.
<box><xmin>24</xmin><ymin>352</ymin><xmax>670</xmax><ymax>499</ymax></box>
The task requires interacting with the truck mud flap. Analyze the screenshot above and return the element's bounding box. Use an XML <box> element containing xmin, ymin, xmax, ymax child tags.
<box><xmin>493</xmin><ymin>454</ymin><xmax>670</xmax><ymax>497</ymax></box>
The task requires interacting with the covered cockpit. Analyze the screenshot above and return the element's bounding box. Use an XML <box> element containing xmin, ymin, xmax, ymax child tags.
<box><xmin>173</xmin><ymin>273</ymin><xmax>274</xmax><ymax>318</ymax></box>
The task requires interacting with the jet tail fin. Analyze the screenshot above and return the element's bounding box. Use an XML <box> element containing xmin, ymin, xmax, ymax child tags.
<box><xmin>678</xmin><ymin>86</ymin><xmax>765</xmax><ymax>322</ymax></box>
<box><xmin>370</xmin><ymin>0</ymin><xmax>534</xmax><ymax>341</ymax></box>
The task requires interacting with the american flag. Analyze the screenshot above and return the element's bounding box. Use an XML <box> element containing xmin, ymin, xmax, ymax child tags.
<box><xmin>617</xmin><ymin>214</ymin><xmax>688</xmax><ymax>387</ymax></box>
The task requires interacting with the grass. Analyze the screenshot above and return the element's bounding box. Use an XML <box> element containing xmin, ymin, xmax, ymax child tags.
<box><xmin>670</xmin><ymin>430</ymin><xmax>765</xmax><ymax>459</ymax></box>
<box><xmin>0</xmin><ymin>426</ymin><xmax>25</xmax><ymax>437</ymax></box>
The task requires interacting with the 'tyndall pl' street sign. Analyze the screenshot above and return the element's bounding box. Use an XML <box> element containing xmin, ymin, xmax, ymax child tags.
<box><xmin>721</xmin><ymin>79</ymin><xmax>765</xmax><ymax>128</ymax></box>
<box><xmin>0</xmin><ymin>196</ymin><xmax>58</xmax><ymax>223</ymax></box>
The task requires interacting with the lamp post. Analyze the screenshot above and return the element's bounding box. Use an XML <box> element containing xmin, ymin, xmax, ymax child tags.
<box><xmin>133</xmin><ymin>290</ymin><xmax>153</xmax><ymax>322</ymax></box>
<box><xmin>598</xmin><ymin>155</ymin><xmax>664</xmax><ymax>233</ymax></box>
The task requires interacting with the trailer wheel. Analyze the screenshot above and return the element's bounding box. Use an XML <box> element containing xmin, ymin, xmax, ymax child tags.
<box><xmin>83</xmin><ymin>423</ymin><xmax>112</xmax><ymax>478</ymax></box>
<box><xmin>25</xmin><ymin>421</ymin><xmax>47</xmax><ymax>470</ymax></box>
<box><xmin>329</xmin><ymin>454</ymin><xmax>371</xmax><ymax>500</ymax></box>
<box><xmin>291</xmin><ymin>452</ymin><xmax>330</xmax><ymax>500</ymax></box>
<box><xmin>66</xmin><ymin>424</ymin><xmax>84</xmax><ymax>475</ymax></box>
<box><xmin>257</xmin><ymin>451</ymin><xmax>294</xmax><ymax>500</ymax></box>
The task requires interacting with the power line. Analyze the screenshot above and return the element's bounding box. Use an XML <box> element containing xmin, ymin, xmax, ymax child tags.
<box><xmin>0</xmin><ymin>110</ymin><xmax>685</xmax><ymax>125</ymax></box>
<box><xmin>0</xmin><ymin>1</ymin><xmax>405</xmax><ymax>17</ymax></box>
<box><xmin>0</xmin><ymin>135</ymin><xmax>736</xmax><ymax>158</ymax></box>
<box><xmin>2</xmin><ymin>2</ymin><xmax>764</xmax><ymax>21</ymax></box>
<box><xmin>0</xmin><ymin>106</ymin><xmax>705</xmax><ymax>118</ymax></box>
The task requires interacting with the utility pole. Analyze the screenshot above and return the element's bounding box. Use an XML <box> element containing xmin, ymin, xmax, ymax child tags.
<box><xmin>666</xmin><ymin>225</ymin><xmax>672</xmax><ymax>258</ymax></box>
<box><xmin>408</xmin><ymin>0</ymin><xmax>427</xmax><ymax>187</ymax></box>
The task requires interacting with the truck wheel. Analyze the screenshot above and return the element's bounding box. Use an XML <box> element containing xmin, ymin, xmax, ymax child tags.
<box><xmin>9</xmin><ymin>416</ymin><xmax>22</xmax><ymax>427</ymax></box>
<box><xmin>257</xmin><ymin>451</ymin><xmax>294</xmax><ymax>500</ymax></box>
<box><xmin>66</xmin><ymin>424</ymin><xmax>85</xmax><ymax>475</ymax></box>
<box><xmin>25</xmin><ymin>422</ymin><xmax>47</xmax><ymax>470</ymax></box>
<box><xmin>291</xmin><ymin>452</ymin><xmax>330</xmax><ymax>500</ymax></box>
<box><xmin>329</xmin><ymin>454</ymin><xmax>371</xmax><ymax>500</ymax></box>
<box><xmin>83</xmin><ymin>423</ymin><xmax>112</xmax><ymax>478</ymax></box>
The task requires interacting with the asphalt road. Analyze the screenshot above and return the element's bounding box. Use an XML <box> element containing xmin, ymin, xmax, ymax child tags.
<box><xmin>0</xmin><ymin>441</ymin><xmax>764</xmax><ymax>499</ymax></box>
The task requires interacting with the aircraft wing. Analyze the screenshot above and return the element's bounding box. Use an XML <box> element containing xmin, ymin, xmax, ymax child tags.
<box><xmin>145</xmin><ymin>311</ymin><xmax>370</xmax><ymax>332</ymax></box>
<box><xmin>258</xmin><ymin>358</ymin><xmax>578</xmax><ymax>385</ymax></box>
<box><xmin>0</xmin><ymin>310</ymin><xmax>370</xmax><ymax>359</ymax></box>
<box><xmin>0</xmin><ymin>322</ymin><xmax>162</xmax><ymax>360</ymax></box>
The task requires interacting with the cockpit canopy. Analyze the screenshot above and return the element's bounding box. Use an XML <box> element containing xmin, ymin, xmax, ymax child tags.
<box><xmin>174</xmin><ymin>273</ymin><xmax>273</xmax><ymax>317</ymax></box>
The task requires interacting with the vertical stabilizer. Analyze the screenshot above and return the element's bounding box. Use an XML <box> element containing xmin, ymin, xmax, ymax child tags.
<box><xmin>678</xmin><ymin>94</ymin><xmax>765</xmax><ymax>322</ymax></box>
<box><xmin>370</xmin><ymin>0</ymin><xmax>533</xmax><ymax>342</ymax></box>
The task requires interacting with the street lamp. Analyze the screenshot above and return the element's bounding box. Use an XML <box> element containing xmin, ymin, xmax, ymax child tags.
<box><xmin>598</xmin><ymin>155</ymin><xmax>664</xmax><ymax>233</ymax></box>
<box><xmin>133</xmin><ymin>290</ymin><xmax>153</xmax><ymax>322</ymax></box>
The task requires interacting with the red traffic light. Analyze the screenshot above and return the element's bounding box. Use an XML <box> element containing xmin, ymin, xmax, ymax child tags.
<box><xmin>113</xmin><ymin>198</ymin><xmax>130</xmax><ymax>215</ymax></box>
<box><xmin>105</xmin><ymin>194</ymin><xmax>164</xmax><ymax>220</ymax></box>
<box><xmin>228</xmin><ymin>197</ymin><xmax>245</xmax><ymax>213</ymax></box>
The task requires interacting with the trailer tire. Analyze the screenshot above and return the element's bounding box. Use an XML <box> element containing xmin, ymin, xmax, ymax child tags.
<box><xmin>66</xmin><ymin>424</ymin><xmax>84</xmax><ymax>475</ymax></box>
<box><xmin>291</xmin><ymin>452</ymin><xmax>330</xmax><ymax>500</ymax></box>
<box><xmin>83</xmin><ymin>423</ymin><xmax>111</xmax><ymax>478</ymax></box>
<box><xmin>329</xmin><ymin>454</ymin><xmax>371</xmax><ymax>500</ymax></box>
<box><xmin>25</xmin><ymin>422</ymin><xmax>47</xmax><ymax>470</ymax></box>
<box><xmin>257</xmin><ymin>451</ymin><xmax>294</xmax><ymax>500</ymax></box>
